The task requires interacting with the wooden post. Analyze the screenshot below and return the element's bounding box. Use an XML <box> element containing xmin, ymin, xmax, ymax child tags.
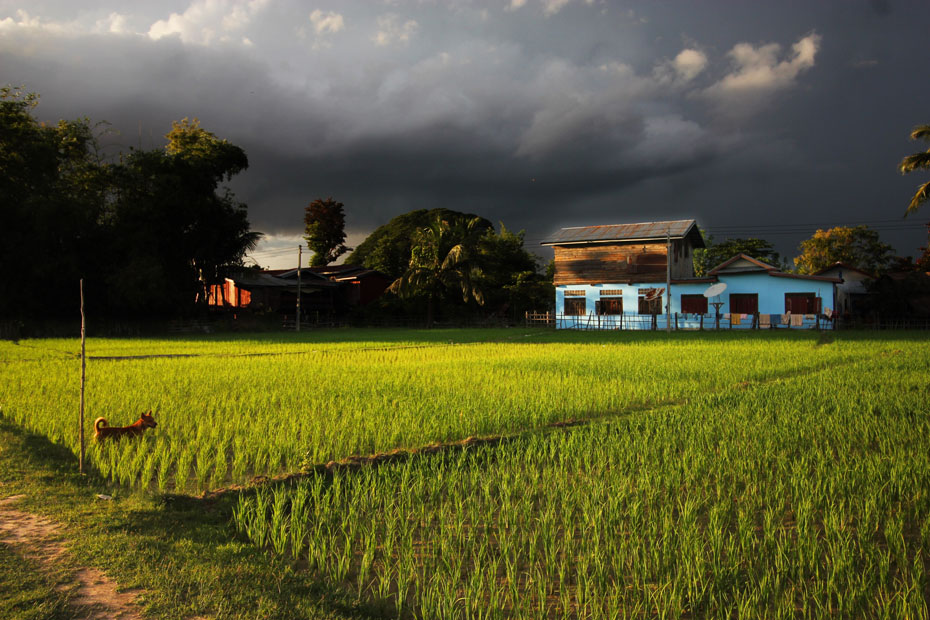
<box><xmin>79</xmin><ymin>279</ymin><xmax>86</xmax><ymax>474</ymax></box>
<box><xmin>296</xmin><ymin>246</ymin><xmax>302</xmax><ymax>332</ymax></box>
<box><xmin>665</xmin><ymin>229</ymin><xmax>671</xmax><ymax>333</ymax></box>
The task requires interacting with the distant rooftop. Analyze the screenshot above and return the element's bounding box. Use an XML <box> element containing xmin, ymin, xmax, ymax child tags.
<box><xmin>541</xmin><ymin>219</ymin><xmax>704</xmax><ymax>247</ymax></box>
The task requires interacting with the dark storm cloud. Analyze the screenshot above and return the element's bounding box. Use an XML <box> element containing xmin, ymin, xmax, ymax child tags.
<box><xmin>2</xmin><ymin>0</ymin><xmax>929</xmax><ymax>266</ymax></box>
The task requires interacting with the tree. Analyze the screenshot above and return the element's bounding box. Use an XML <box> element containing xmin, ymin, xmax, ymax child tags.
<box><xmin>345</xmin><ymin>208</ymin><xmax>492</xmax><ymax>278</ymax></box>
<box><xmin>108</xmin><ymin>119</ymin><xmax>260</xmax><ymax>313</ymax></box>
<box><xmin>0</xmin><ymin>94</ymin><xmax>261</xmax><ymax>319</ymax></box>
<box><xmin>0</xmin><ymin>88</ymin><xmax>110</xmax><ymax>317</ymax></box>
<box><xmin>389</xmin><ymin>214</ymin><xmax>486</xmax><ymax>326</ymax></box>
<box><xmin>900</xmin><ymin>124</ymin><xmax>930</xmax><ymax>215</ymax></box>
<box><xmin>303</xmin><ymin>197</ymin><xmax>350</xmax><ymax>267</ymax></box>
<box><xmin>476</xmin><ymin>223</ymin><xmax>552</xmax><ymax>319</ymax></box>
<box><xmin>793</xmin><ymin>225</ymin><xmax>894</xmax><ymax>275</ymax></box>
<box><xmin>694</xmin><ymin>235</ymin><xmax>782</xmax><ymax>276</ymax></box>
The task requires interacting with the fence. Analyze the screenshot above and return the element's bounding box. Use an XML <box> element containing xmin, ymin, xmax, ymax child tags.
<box><xmin>526</xmin><ymin>311</ymin><xmax>837</xmax><ymax>331</ymax></box>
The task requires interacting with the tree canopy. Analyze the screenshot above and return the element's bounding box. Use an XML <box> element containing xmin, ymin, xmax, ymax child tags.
<box><xmin>390</xmin><ymin>214</ymin><xmax>486</xmax><ymax>326</ymax></box>
<box><xmin>369</xmin><ymin>211</ymin><xmax>550</xmax><ymax>325</ymax></box>
<box><xmin>0</xmin><ymin>91</ymin><xmax>260</xmax><ymax>319</ymax></box>
<box><xmin>344</xmin><ymin>209</ymin><xmax>492</xmax><ymax>279</ymax></box>
<box><xmin>694</xmin><ymin>235</ymin><xmax>782</xmax><ymax>276</ymax></box>
<box><xmin>793</xmin><ymin>225</ymin><xmax>894</xmax><ymax>275</ymax></box>
<box><xmin>900</xmin><ymin>124</ymin><xmax>930</xmax><ymax>215</ymax></box>
<box><xmin>303</xmin><ymin>197</ymin><xmax>350</xmax><ymax>267</ymax></box>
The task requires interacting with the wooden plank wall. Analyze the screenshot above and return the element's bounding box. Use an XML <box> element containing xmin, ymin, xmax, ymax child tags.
<box><xmin>553</xmin><ymin>240</ymin><xmax>694</xmax><ymax>286</ymax></box>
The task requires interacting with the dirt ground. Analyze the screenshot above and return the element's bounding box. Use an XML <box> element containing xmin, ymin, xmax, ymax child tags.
<box><xmin>0</xmin><ymin>494</ymin><xmax>144</xmax><ymax>620</ymax></box>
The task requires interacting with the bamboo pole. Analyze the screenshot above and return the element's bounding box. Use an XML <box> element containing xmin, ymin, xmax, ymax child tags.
<box><xmin>296</xmin><ymin>246</ymin><xmax>302</xmax><ymax>332</ymax></box>
<box><xmin>79</xmin><ymin>279</ymin><xmax>86</xmax><ymax>474</ymax></box>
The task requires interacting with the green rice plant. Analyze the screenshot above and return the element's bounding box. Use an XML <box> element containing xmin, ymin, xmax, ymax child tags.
<box><xmin>268</xmin><ymin>485</ymin><xmax>289</xmax><ymax>556</ymax></box>
<box><xmin>7</xmin><ymin>329</ymin><xmax>919</xmax><ymax>493</ymax></box>
<box><xmin>227</xmin><ymin>346</ymin><xmax>930</xmax><ymax>619</ymax></box>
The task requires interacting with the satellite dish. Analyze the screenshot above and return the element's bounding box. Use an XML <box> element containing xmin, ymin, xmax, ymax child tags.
<box><xmin>703</xmin><ymin>282</ymin><xmax>727</xmax><ymax>298</ymax></box>
<box><xmin>644</xmin><ymin>287</ymin><xmax>665</xmax><ymax>301</ymax></box>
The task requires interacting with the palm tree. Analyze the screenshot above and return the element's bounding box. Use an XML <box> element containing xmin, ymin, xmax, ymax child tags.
<box><xmin>389</xmin><ymin>214</ymin><xmax>485</xmax><ymax>327</ymax></box>
<box><xmin>900</xmin><ymin>124</ymin><xmax>930</xmax><ymax>215</ymax></box>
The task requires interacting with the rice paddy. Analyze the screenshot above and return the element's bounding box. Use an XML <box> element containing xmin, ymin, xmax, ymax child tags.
<box><xmin>2</xmin><ymin>328</ymin><xmax>929</xmax><ymax>617</ymax></box>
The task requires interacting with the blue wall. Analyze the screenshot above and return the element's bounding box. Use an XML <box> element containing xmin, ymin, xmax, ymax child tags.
<box><xmin>554</xmin><ymin>273</ymin><xmax>835</xmax><ymax>330</ymax></box>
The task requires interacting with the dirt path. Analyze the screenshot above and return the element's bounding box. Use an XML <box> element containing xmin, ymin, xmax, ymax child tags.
<box><xmin>0</xmin><ymin>494</ymin><xmax>144</xmax><ymax>620</ymax></box>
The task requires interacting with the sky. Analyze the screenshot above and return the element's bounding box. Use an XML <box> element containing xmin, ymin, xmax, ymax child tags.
<box><xmin>3</xmin><ymin>0</ymin><xmax>929</xmax><ymax>270</ymax></box>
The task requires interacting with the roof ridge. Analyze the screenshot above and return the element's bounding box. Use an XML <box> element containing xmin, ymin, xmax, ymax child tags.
<box><xmin>559</xmin><ymin>218</ymin><xmax>694</xmax><ymax>230</ymax></box>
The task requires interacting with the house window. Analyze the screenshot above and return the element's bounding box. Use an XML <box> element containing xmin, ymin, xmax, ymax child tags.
<box><xmin>564</xmin><ymin>293</ymin><xmax>586</xmax><ymax>316</ymax></box>
<box><xmin>597</xmin><ymin>297</ymin><xmax>623</xmax><ymax>315</ymax></box>
<box><xmin>785</xmin><ymin>293</ymin><xmax>821</xmax><ymax>314</ymax></box>
<box><xmin>729</xmin><ymin>293</ymin><xmax>758</xmax><ymax>314</ymax></box>
<box><xmin>638</xmin><ymin>290</ymin><xmax>663</xmax><ymax>315</ymax></box>
<box><xmin>680</xmin><ymin>294</ymin><xmax>708</xmax><ymax>314</ymax></box>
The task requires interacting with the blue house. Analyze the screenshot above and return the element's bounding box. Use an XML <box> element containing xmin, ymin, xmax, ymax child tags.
<box><xmin>542</xmin><ymin>219</ymin><xmax>839</xmax><ymax>330</ymax></box>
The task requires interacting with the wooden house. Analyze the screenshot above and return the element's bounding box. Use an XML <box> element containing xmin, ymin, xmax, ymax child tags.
<box><xmin>543</xmin><ymin>219</ymin><xmax>839</xmax><ymax>330</ymax></box>
<box><xmin>545</xmin><ymin>219</ymin><xmax>705</xmax><ymax>286</ymax></box>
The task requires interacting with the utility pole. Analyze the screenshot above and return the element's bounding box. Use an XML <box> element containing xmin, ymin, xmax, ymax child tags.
<box><xmin>296</xmin><ymin>246</ymin><xmax>302</xmax><ymax>332</ymax></box>
<box><xmin>79</xmin><ymin>279</ymin><xmax>86</xmax><ymax>474</ymax></box>
<box><xmin>665</xmin><ymin>228</ymin><xmax>671</xmax><ymax>333</ymax></box>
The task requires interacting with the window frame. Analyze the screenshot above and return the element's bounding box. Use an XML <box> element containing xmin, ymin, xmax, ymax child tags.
<box><xmin>563</xmin><ymin>296</ymin><xmax>587</xmax><ymax>316</ymax></box>
<box><xmin>638</xmin><ymin>294</ymin><xmax>663</xmax><ymax>315</ymax></box>
<box><xmin>680</xmin><ymin>294</ymin><xmax>708</xmax><ymax>314</ymax></box>
<box><xmin>596</xmin><ymin>297</ymin><xmax>623</xmax><ymax>316</ymax></box>
<box><xmin>785</xmin><ymin>293</ymin><xmax>821</xmax><ymax>314</ymax></box>
<box><xmin>729</xmin><ymin>293</ymin><xmax>759</xmax><ymax>314</ymax></box>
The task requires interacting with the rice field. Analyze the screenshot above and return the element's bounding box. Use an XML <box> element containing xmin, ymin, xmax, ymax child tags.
<box><xmin>2</xmin><ymin>328</ymin><xmax>929</xmax><ymax>617</ymax></box>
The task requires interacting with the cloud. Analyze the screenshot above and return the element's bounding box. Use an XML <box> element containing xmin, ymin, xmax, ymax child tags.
<box><xmin>95</xmin><ymin>12</ymin><xmax>131</xmax><ymax>35</ymax></box>
<box><xmin>0</xmin><ymin>9</ymin><xmax>78</xmax><ymax>36</ymax></box>
<box><xmin>654</xmin><ymin>48</ymin><xmax>708</xmax><ymax>85</ymax></box>
<box><xmin>505</xmin><ymin>0</ymin><xmax>597</xmax><ymax>16</ymax></box>
<box><xmin>148</xmin><ymin>0</ymin><xmax>269</xmax><ymax>45</ymax></box>
<box><xmin>703</xmin><ymin>32</ymin><xmax>821</xmax><ymax>107</ymax></box>
<box><xmin>309</xmin><ymin>9</ymin><xmax>344</xmax><ymax>35</ymax></box>
<box><xmin>543</xmin><ymin>0</ymin><xmax>574</xmax><ymax>15</ymax></box>
<box><xmin>5</xmin><ymin>3</ymin><xmax>918</xmax><ymax>261</ymax></box>
<box><xmin>671</xmin><ymin>49</ymin><xmax>708</xmax><ymax>82</ymax></box>
<box><xmin>373</xmin><ymin>13</ymin><xmax>418</xmax><ymax>46</ymax></box>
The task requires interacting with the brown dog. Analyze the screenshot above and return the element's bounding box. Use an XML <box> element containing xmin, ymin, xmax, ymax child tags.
<box><xmin>94</xmin><ymin>410</ymin><xmax>158</xmax><ymax>442</ymax></box>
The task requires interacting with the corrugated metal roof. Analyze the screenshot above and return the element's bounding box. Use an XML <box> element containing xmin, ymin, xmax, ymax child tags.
<box><xmin>541</xmin><ymin>219</ymin><xmax>697</xmax><ymax>245</ymax></box>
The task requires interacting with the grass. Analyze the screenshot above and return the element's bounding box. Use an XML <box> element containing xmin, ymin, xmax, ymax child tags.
<box><xmin>232</xmin><ymin>354</ymin><xmax>930</xmax><ymax>618</ymax></box>
<box><xmin>0</xmin><ymin>420</ymin><xmax>364</xmax><ymax>619</ymax></box>
<box><xmin>0</xmin><ymin>542</ymin><xmax>71</xmax><ymax>620</ymax></box>
<box><xmin>1</xmin><ymin>328</ymin><xmax>911</xmax><ymax>494</ymax></box>
<box><xmin>2</xmin><ymin>328</ymin><xmax>929</xmax><ymax>618</ymax></box>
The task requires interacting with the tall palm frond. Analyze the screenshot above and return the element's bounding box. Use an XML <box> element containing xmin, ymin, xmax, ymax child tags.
<box><xmin>901</xmin><ymin>124</ymin><xmax>930</xmax><ymax>215</ymax></box>
<box><xmin>389</xmin><ymin>214</ymin><xmax>485</xmax><ymax>325</ymax></box>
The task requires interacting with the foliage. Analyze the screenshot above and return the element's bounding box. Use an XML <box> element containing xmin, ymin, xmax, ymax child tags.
<box><xmin>106</xmin><ymin>122</ymin><xmax>259</xmax><ymax>313</ymax></box>
<box><xmin>344</xmin><ymin>209</ymin><xmax>492</xmax><ymax>279</ymax></box>
<box><xmin>793</xmin><ymin>225</ymin><xmax>894</xmax><ymax>275</ymax></box>
<box><xmin>0</xmin><ymin>87</ymin><xmax>110</xmax><ymax>317</ymax></box>
<box><xmin>0</xmin><ymin>93</ymin><xmax>260</xmax><ymax>318</ymax></box>
<box><xmin>694</xmin><ymin>234</ymin><xmax>782</xmax><ymax>276</ymax></box>
<box><xmin>899</xmin><ymin>123</ymin><xmax>930</xmax><ymax>215</ymax></box>
<box><xmin>303</xmin><ymin>197</ymin><xmax>350</xmax><ymax>267</ymax></box>
<box><xmin>477</xmin><ymin>224</ymin><xmax>553</xmax><ymax>317</ymax></box>
<box><xmin>389</xmin><ymin>215</ymin><xmax>486</xmax><ymax>326</ymax></box>
<box><xmin>919</xmin><ymin>223</ymin><xmax>930</xmax><ymax>272</ymax></box>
